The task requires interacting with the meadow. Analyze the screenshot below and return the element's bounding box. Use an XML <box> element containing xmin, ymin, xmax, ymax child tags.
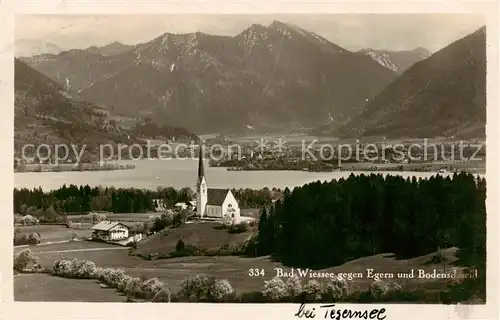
<box><xmin>14</xmin><ymin>273</ymin><xmax>127</xmax><ymax>302</ymax></box>
<box><xmin>14</xmin><ymin>237</ymin><xmax>461</xmax><ymax>301</ymax></box>
<box><xmin>15</xmin><ymin>224</ymin><xmax>93</xmax><ymax>243</ymax></box>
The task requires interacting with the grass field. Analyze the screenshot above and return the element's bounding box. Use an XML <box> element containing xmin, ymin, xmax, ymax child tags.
<box><xmin>15</xmin><ymin>273</ymin><xmax>127</xmax><ymax>302</ymax></box>
<box><xmin>15</xmin><ymin>224</ymin><xmax>93</xmax><ymax>243</ymax></box>
<box><xmin>135</xmin><ymin>222</ymin><xmax>253</xmax><ymax>257</ymax></box>
<box><xmin>14</xmin><ymin>235</ymin><xmax>462</xmax><ymax>299</ymax></box>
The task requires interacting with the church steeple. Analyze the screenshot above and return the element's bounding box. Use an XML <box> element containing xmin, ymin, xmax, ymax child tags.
<box><xmin>196</xmin><ymin>143</ymin><xmax>208</xmax><ymax>217</ymax></box>
<box><xmin>197</xmin><ymin>144</ymin><xmax>205</xmax><ymax>185</ymax></box>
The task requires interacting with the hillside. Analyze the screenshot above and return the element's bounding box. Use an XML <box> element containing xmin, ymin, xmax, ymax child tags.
<box><xmin>14</xmin><ymin>59</ymin><xmax>197</xmax><ymax>157</ymax></box>
<box><xmin>323</xmin><ymin>27</ymin><xmax>486</xmax><ymax>139</ymax></box>
<box><xmin>135</xmin><ymin>222</ymin><xmax>252</xmax><ymax>258</ymax></box>
<box><xmin>21</xmin><ymin>20</ymin><xmax>397</xmax><ymax>134</ymax></box>
<box><xmin>358</xmin><ymin>47</ymin><xmax>431</xmax><ymax>74</ymax></box>
<box><xmin>14</xmin><ymin>58</ymin><xmax>136</xmax><ymax>155</ymax></box>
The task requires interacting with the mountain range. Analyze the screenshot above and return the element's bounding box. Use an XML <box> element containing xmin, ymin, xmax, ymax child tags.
<box><xmin>322</xmin><ymin>26</ymin><xmax>486</xmax><ymax>139</ymax></box>
<box><xmin>85</xmin><ymin>42</ymin><xmax>134</xmax><ymax>56</ymax></box>
<box><xmin>17</xmin><ymin>21</ymin><xmax>486</xmax><ymax>139</ymax></box>
<box><xmin>20</xmin><ymin>20</ymin><xmax>401</xmax><ymax>133</ymax></box>
<box><xmin>15</xmin><ymin>39</ymin><xmax>63</xmax><ymax>58</ymax></box>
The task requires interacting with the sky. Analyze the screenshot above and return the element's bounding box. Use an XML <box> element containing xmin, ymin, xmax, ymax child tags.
<box><xmin>15</xmin><ymin>14</ymin><xmax>485</xmax><ymax>52</ymax></box>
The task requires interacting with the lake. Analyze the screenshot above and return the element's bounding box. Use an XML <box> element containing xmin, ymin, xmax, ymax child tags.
<box><xmin>14</xmin><ymin>159</ymin><xmax>483</xmax><ymax>191</ymax></box>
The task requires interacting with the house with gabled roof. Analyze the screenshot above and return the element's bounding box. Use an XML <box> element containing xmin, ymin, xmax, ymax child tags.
<box><xmin>196</xmin><ymin>146</ymin><xmax>241</xmax><ymax>222</ymax></box>
<box><xmin>91</xmin><ymin>221</ymin><xmax>129</xmax><ymax>241</ymax></box>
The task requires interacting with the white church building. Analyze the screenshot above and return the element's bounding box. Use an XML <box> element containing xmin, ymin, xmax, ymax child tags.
<box><xmin>196</xmin><ymin>146</ymin><xmax>241</xmax><ymax>223</ymax></box>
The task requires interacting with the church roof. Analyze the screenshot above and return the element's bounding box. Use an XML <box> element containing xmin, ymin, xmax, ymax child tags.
<box><xmin>207</xmin><ymin>188</ymin><xmax>230</xmax><ymax>206</ymax></box>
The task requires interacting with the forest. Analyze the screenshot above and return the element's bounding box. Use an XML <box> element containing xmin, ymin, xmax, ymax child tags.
<box><xmin>255</xmin><ymin>172</ymin><xmax>486</xmax><ymax>271</ymax></box>
<box><xmin>13</xmin><ymin>184</ymin><xmax>279</xmax><ymax>217</ymax></box>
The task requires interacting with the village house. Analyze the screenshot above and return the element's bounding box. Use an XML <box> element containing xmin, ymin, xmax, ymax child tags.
<box><xmin>196</xmin><ymin>146</ymin><xmax>241</xmax><ymax>223</ymax></box>
<box><xmin>174</xmin><ymin>202</ymin><xmax>188</xmax><ymax>210</ymax></box>
<box><xmin>174</xmin><ymin>201</ymin><xmax>196</xmax><ymax>211</ymax></box>
<box><xmin>91</xmin><ymin>221</ymin><xmax>129</xmax><ymax>241</ymax></box>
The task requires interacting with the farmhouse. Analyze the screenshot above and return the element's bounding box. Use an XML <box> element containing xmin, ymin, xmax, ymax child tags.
<box><xmin>196</xmin><ymin>147</ymin><xmax>241</xmax><ymax>222</ymax></box>
<box><xmin>91</xmin><ymin>221</ymin><xmax>129</xmax><ymax>241</ymax></box>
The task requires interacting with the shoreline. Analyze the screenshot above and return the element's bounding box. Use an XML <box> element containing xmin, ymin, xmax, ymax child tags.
<box><xmin>215</xmin><ymin>162</ymin><xmax>485</xmax><ymax>175</ymax></box>
<box><xmin>15</xmin><ymin>163</ymin><xmax>136</xmax><ymax>173</ymax></box>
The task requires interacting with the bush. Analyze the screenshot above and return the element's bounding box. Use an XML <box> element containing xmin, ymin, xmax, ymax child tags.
<box><xmin>303</xmin><ymin>280</ymin><xmax>322</xmax><ymax>301</ymax></box>
<box><xmin>177</xmin><ymin>275</ymin><xmax>234</xmax><ymax>302</ymax></box>
<box><xmin>324</xmin><ymin>278</ymin><xmax>350</xmax><ymax>300</ymax></box>
<box><xmin>52</xmin><ymin>260</ymin><xmax>73</xmax><ymax>277</ymax></box>
<box><xmin>73</xmin><ymin>260</ymin><xmax>97</xmax><ymax>278</ymax></box>
<box><xmin>103</xmin><ymin>269</ymin><xmax>127</xmax><ymax>287</ymax></box>
<box><xmin>28</xmin><ymin>232</ymin><xmax>41</xmax><ymax>245</ymax></box>
<box><xmin>14</xmin><ymin>232</ymin><xmax>42</xmax><ymax>246</ymax></box>
<box><xmin>125</xmin><ymin>277</ymin><xmax>143</xmax><ymax>297</ymax></box>
<box><xmin>285</xmin><ymin>275</ymin><xmax>303</xmax><ymax>299</ymax></box>
<box><xmin>209</xmin><ymin>279</ymin><xmax>235</xmax><ymax>301</ymax></box>
<box><xmin>14</xmin><ymin>249</ymin><xmax>40</xmax><ymax>272</ymax></box>
<box><xmin>50</xmin><ymin>259</ymin><xmax>171</xmax><ymax>302</ymax></box>
<box><xmin>178</xmin><ymin>274</ymin><xmax>211</xmax><ymax>301</ymax></box>
<box><xmin>140</xmin><ymin>278</ymin><xmax>170</xmax><ymax>301</ymax></box>
<box><xmin>175</xmin><ymin>239</ymin><xmax>185</xmax><ymax>251</ymax></box>
<box><xmin>21</xmin><ymin>215</ymin><xmax>39</xmax><ymax>226</ymax></box>
<box><xmin>228</xmin><ymin>222</ymin><xmax>248</xmax><ymax>234</ymax></box>
<box><xmin>52</xmin><ymin>259</ymin><xmax>97</xmax><ymax>278</ymax></box>
<box><xmin>263</xmin><ymin>276</ymin><xmax>288</xmax><ymax>301</ymax></box>
<box><xmin>369</xmin><ymin>280</ymin><xmax>389</xmax><ymax>298</ymax></box>
<box><xmin>118</xmin><ymin>275</ymin><xmax>133</xmax><ymax>291</ymax></box>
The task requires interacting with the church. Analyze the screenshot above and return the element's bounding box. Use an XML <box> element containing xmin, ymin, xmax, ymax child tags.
<box><xmin>196</xmin><ymin>146</ymin><xmax>241</xmax><ymax>222</ymax></box>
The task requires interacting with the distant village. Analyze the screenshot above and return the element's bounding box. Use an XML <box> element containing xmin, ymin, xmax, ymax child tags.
<box><xmin>206</xmin><ymin>136</ymin><xmax>485</xmax><ymax>173</ymax></box>
<box><xmin>14</xmin><ymin>133</ymin><xmax>484</xmax><ymax>175</ymax></box>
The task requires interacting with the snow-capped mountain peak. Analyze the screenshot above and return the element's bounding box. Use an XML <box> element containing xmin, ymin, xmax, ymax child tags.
<box><xmin>359</xmin><ymin>47</ymin><xmax>432</xmax><ymax>74</ymax></box>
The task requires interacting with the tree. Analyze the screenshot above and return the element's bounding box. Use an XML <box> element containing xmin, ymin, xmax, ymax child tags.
<box><xmin>172</xmin><ymin>211</ymin><xmax>187</xmax><ymax>228</ymax></box>
<box><xmin>176</xmin><ymin>239</ymin><xmax>186</xmax><ymax>251</ymax></box>
<box><xmin>88</xmin><ymin>212</ymin><xmax>106</xmax><ymax>224</ymax></box>
<box><xmin>258</xmin><ymin>206</ymin><xmax>268</xmax><ymax>235</ymax></box>
<box><xmin>179</xmin><ymin>187</ymin><xmax>194</xmax><ymax>202</ymax></box>
<box><xmin>151</xmin><ymin>213</ymin><xmax>173</xmax><ymax>233</ymax></box>
<box><xmin>42</xmin><ymin>206</ymin><xmax>59</xmax><ymax>223</ymax></box>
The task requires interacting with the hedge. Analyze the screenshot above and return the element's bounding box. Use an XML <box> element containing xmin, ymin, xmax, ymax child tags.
<box><xmin>52</xmin><ymin>259</ymin><xmax>171</xmax><ymax>302</ymax></box>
